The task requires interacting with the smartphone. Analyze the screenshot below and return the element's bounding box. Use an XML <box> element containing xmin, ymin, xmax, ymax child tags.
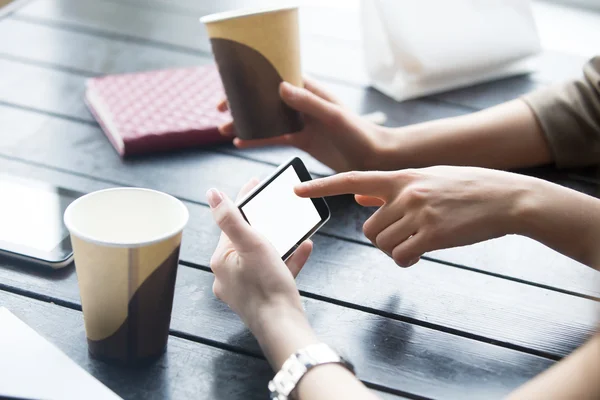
<box><xmin>236</xmin><ymin>157</ymin><xmax>330</xmax><ymax>260</ymax></box>
<box><xmin>0</xmin><ymin>174</ymin><xmax>78</xmax><ymax>269</ymax></box>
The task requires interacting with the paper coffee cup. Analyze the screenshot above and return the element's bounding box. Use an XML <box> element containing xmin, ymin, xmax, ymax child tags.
<box><xmin>63</xmin><ymin>188</ymin><xmax>189</xmax><ymax>364</ymax></box>
<box><xmin>201</xmin><ymin>5</ymin><xmax>304</xmax><ymax>140</ymax></box>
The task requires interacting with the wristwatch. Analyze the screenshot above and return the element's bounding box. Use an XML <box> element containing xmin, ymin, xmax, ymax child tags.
<box><xmin>268</xmin><ymin>343</ymin><xmax>355</xmax><ymax>400</ymax></box>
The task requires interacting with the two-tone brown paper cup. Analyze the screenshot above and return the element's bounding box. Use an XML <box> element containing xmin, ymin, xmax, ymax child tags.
<box><xmin>201</xmin><ymin>6</ymin><xmax>304</xmax><ymax>140</ymax></box>
<box><xmin>63</xmin><ymin>188</ymin><xmax>189</xmax><ymax>365</ymax></box>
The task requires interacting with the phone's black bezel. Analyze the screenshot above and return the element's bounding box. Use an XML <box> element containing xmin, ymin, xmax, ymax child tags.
<box><xmin>237</xmin><ymin>157</ymin><xmax>330</xmax><ymax>260</ymax></box>
<box><xmin>0</xmin><ymin>235</ymin><xmax>73</xmax><ymax>264</ymax></box>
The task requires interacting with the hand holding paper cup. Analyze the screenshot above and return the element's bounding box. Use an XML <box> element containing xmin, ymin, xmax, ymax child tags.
<box><xmin>64</xmin><ymin>188</ymin><xmax>188</xmax><ymax>365</ymax></box>
<box><xmin>200</xmin><ymin>6</ymin><xmax>304</xmax><ymax>140</ymax></box>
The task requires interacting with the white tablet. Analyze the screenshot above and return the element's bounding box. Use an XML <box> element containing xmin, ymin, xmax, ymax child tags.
<box><xmin>0</xmin><ymin>174</ymin><xmax>80</xmax><ymax>269</ymax></box>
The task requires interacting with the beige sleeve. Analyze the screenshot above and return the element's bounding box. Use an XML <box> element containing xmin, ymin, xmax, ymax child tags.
<box><xmin>521</xmin><ymin>56</ymin><xmax>600</xmax><ymax>168</ymax></box>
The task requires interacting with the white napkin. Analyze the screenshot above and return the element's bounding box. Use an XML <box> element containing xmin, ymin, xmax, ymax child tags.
<box><xmin>360</xmin><ymin>0</ymin><xmax>542</xmax><ymax>101</ymax></box>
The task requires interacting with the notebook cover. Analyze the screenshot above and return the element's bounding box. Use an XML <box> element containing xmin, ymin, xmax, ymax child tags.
<box><xmin>85</xmin><ymin>64</ymin><xmax>232</xmax><ymax>157</ymax></box>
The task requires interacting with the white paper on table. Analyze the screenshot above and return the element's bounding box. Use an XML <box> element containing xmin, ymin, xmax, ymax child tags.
<box><xmin>359</xmin><ymin>0</ymin><xmax>542</xmax><ymax>101</ymax></box>
<box><xmin>0</xmin><ymin>307</ymin><xmax>123</xmax><ymax>400</ymax></box>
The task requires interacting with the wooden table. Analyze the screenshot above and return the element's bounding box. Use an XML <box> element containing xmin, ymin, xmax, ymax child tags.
<box><xmin>1</xmin><ymin>0</ymin><xmax>600</xmax><ymax>399</ymax></box>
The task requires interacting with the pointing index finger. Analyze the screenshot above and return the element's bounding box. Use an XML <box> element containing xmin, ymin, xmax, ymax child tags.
<box><xmin>294</xmin><ymin>171</ymin><xmax>395</xmax><ymax>199</ymax></box>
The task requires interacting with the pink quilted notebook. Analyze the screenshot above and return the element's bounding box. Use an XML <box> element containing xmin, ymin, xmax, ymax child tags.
<box><xmin>85</xmin><ymin>64</ymin><xmax>232</xmax><ymax>157</ymax></box>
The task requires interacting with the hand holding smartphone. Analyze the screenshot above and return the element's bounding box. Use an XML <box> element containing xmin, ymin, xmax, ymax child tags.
<box><xmin>236</xmin><ymin>157</ymin><xmax>330</xmax><ymax>260</ymax></box>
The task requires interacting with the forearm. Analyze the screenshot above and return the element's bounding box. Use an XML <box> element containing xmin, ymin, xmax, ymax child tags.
<box><xmin>513</xmin><ymin>177</ymin><xmax>600</xmax><ymax>269</ymax></box>
<box><xmin>375</xmin><ymin>99</ymin><xmax>552</xmax><ymax>171</ymax></box>
<box><xmin>507</xmin><ymin>330</ymin><xmax>600</xmax><ymax>399</ymax></box>
<box><xmin>250</xmin><ymin>305</ymin><xmax>379</xmax><ymax>400</ymax></box>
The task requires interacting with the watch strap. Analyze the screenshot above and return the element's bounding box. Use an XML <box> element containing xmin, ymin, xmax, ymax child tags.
<box><xmin>268</xmin><ymin>343</ymin><xmax>354</xmax><ymax>399</ymax></box>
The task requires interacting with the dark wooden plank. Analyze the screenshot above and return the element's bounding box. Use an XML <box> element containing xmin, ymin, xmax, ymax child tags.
<box><xmin>16</xmin><ymin>0</ymin><xmax>210</xmax><ymax>52</ymax></box>
<box><xmin>374</xmin><ymin>392</ymin><xmax>409</xmax><ymax>400</ymax></box>
<box><xmin>0</xmin><ymin>148</ymin><xmax>598</xmax><ymax>361</ymax></box>
<box><xmin>0</xmin><ymin>156</ymin><xmax>411</xmax><ymax>400</ymax></box>
<box><xmin>0</xmin><ymin>20</ymin><xmax>589</xmax><ymax>179</ymax></box>
<box><xmin>0</xmin><ymin>255</ymin><xmax>556</xmax><ymax>399</ymax></box>
<box><xmin>426</xmin><ymin>51</ymin><xmax>590</xmax><ymax>110</ymax></box>
<box><xmin>0</xmin><ymin>18</ymin><xmax>207</xmax><ymax>74</ymax></box>
<box><xmin>0</xmin><ymin>50</ymin><xmax>598</xmax><ymax>299</ymax></box>
<box><xmin>0</xmin><ymin>58</ymin><xmax>91</xmax><ymax>120</ymax></box>
<box><xmin>0</xmin><ymin>291</ymin><xmax>406</xmax><ymax>400</ymax></box>
<box><xmin>0</xmin><ymin>17</ymin><xmax>471</xmax><ymax>127</ymax></box>
<box><xmin>15</xmin><ymin>0</ymin><xmax>589</xmax><ymax>106</ymax></box>
<box><xmin>103</xmin><ymin>0</ymin><xmax>589</xmax><ymax>85</ymax></box>
<box><xmin>429</xmin><ymin>235</ymin><xmax>600</xmax><ymax>297</ymax></box>
<box><xmin>49</xmin><ymin>0</ymin><xmax>588</xmax><ymax>90</ymax></box>
<box><xmin>0</xmin><ymin>19</ymin><xmax>590</xmax><ymax>180</ymax></box>
<box><xmin>1</xmin><ymin>2</ymin><xmax>596</xmax><ymax>396</ymax></box>
<box><xmin>0</xmin><ymin>29</ymin><xmax>597</xmax><ymax>302</ymax></box>
<box><xmin>110</xmin><ymin>0</ymin><xmax>592</xmax><ymax>102</ymax></box>
<box><xmin>0</xmin><ymin>20</ymin><xmax>472</xmax><ymax>176</ymax></box>
<box><xmin>432</xmin><ymin>75</ymin><xmax>542</xmax><ymax>110</ymax></box>
<box><xmin>431</xmin><ymin>75</ymin><xmax>585</xmax><ymax>111</ymax></box>
<box><xmin>14</xmin><ymin>0</ymin><xmax>368</xmax><ymax>84</ymax></box>
<box><xmin>0</xmin><ymin>291</ymin><xmax>276</xmax><ymax>400</ymax></box>
<box><xmin>109</xmin><ymin>0</ymin><xmax>365</xmax><ymax>45</ymax></box>
<box><xmin>0</xmin><ymin>97</ymin><xmax>49</xmax><ymax>147</ymax></box>
<box><xmin>3</xmin><ymin>0</ymin><xmax>600</xmax><ymax>350</ymax></box>
<box><xmin>96</xmin><ymin>0</ymin><xmax>591</xmax><ymax>91</ymax></box>
<box><xmin>0</xmin><ymin>33</ymin><xmax>593</xmax><ymax>301</ymax></box>
<box><xmin>99</xmin><ymin>0</ymin><xmax>231</xmax><ymax>15</ymax></box>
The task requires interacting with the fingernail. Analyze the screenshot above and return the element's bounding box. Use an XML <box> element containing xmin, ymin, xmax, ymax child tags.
<box><xmin>206</xmin><ymin>189</ymin><xmax>223</xmax><ymax>208</ymax></box>
<box><xmin>407</xmin><ymin>258</ymin><xmax>419</xmax><ymax>267</ymax></box>
<box><xmin>282</xmin><ymin>82</ymin><xmax>297</xmax><ymax>97</ymax></box>
<box><xmin>294</xmin><ymin>183</ymin><xmax>308</xmax><ymax>193</ymax></box>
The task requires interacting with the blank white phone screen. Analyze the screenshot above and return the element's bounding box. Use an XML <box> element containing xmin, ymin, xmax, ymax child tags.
<box><xmin>240</xmin><ymin>166</ymin><xmax>321</xmax><ymax>257</ymax></box>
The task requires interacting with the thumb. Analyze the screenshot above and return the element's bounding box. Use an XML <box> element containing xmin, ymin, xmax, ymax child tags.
<box><xmin>285</xmin><ymin>239</ymin><xmax>313</xmax><ymax>278</ymax></box>
<box><xmin>207</xmin><ymin>188</ymin><xmax>260</xmax><ymax>253</ymax></box>
<box><xmin>280</xmin><ymin>82</ymin><xmax>342</xmax><ymax>124</ymax></box>
<box><xmin>285</xmin><ymin>240</ymin><xmax>313</xmax><ymax>278</ymax></box>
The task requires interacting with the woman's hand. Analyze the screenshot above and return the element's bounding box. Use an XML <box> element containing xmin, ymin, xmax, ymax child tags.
<box><xmin>295</xmin><ymin>166</ymin><xmax>532</xmax><ymax>267</ymax></box>
<box><xmin>208</xmin><ymin>180</ymin><xmax>382</xmax><ymax>399</ymax></box>
<box><xmin>207</xmin><ymin>178</ymin><xmax>313</xmax><ymax>329</ymax></box>
<box><xmin>208</xmin><ymin>179</ymin><xmax>325</xmax><ymax>372</ymax></box>
<box><xmin>217</xmin><ymin>78</ymin><xmax>388</xmax><ymax>172</ymax></box>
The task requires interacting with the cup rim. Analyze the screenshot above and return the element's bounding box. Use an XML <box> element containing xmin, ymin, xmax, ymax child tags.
<box><xmin>199</xmin><ymin>4</ymin><xmax>298</xmax><ymax>24</ymax></box>
<box><xmin>63</xmin><ymin>187</ymin><xmax>189</xmax><ymax>248</ymax></box>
